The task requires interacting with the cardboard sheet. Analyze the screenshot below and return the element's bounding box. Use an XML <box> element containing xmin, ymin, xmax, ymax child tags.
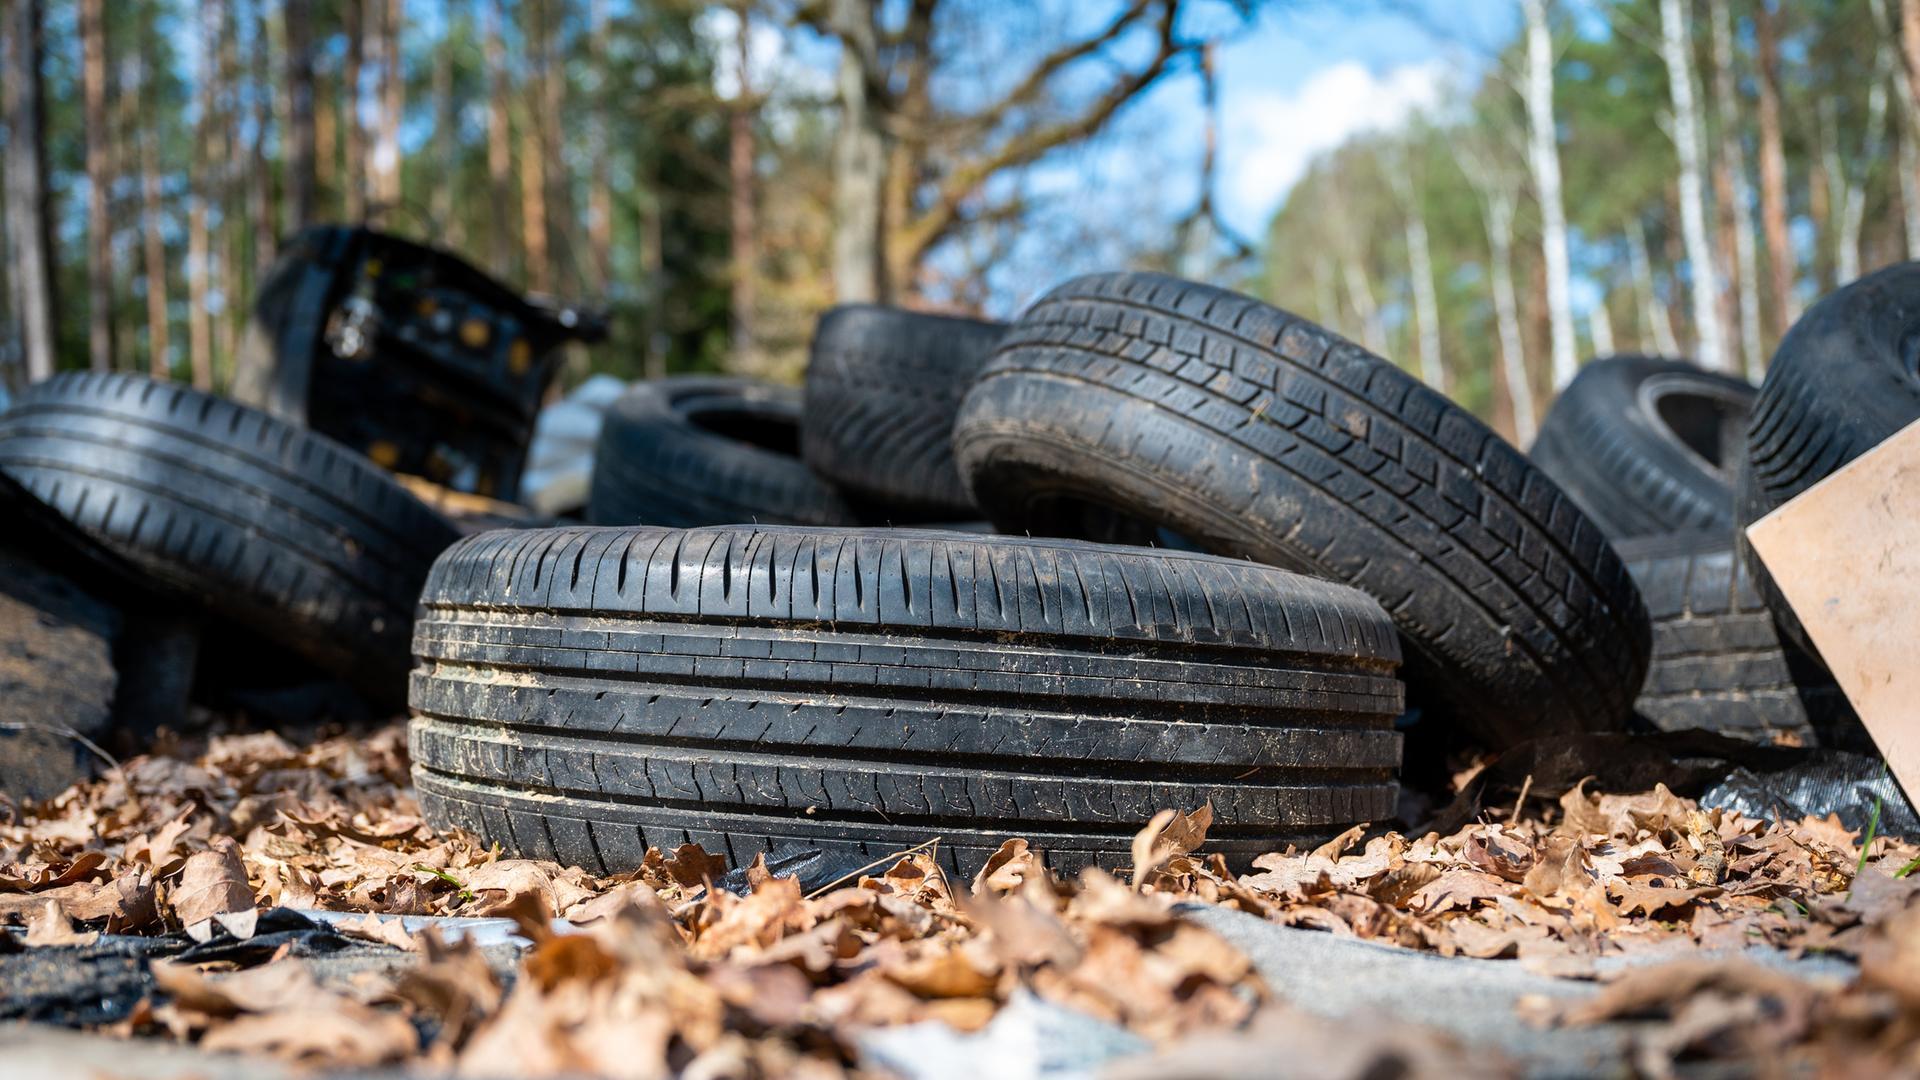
<box><xmin>1746</xmin><ymin>417</ymin><xmax>1920</xmax><ymax>801</ymax></box>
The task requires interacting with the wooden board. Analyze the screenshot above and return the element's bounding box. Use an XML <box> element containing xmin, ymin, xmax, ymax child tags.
<box><xmin>1746</xmin><ymin>416</ymin><xmax>1920</xmax><ymax>799</ymax></box>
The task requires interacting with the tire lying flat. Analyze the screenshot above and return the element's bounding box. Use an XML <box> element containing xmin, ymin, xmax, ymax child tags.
<box><xmin>0</xmin><ymin>372</ymin><xmax>459</xmax><ymax>703</ymax></box>
<box><xmin>801</xmin><ymin>305</ymin><xmax>1006</xmax><ymax>519</ymax></box>
<box><xmin>1617</xmin><ymin>532</ymin><xmax>1856</xmax><ymax>746</ymax></box>
<box><xmin>1530</xmin><ymin>356</ymin><xmax>1754</xmax><ymax>539</ymax></box>
<box><xmin>1739</xmin><ymin>263</ymin><xmax>1920</xmax><ymax>660</ymax></box>
<box><xmin>408</xmin><ymin>525</ymin><xmax>1405</xmax><ymax>876</ymax></box>
<box><xmin>952</xmin><ymin>272</ymin><xmax>1648</xmax><ymax>748</ymax></box>
<box><xmin>587</xmin><ymin>377</ymin><xmax>856</xmax><ymax>528</ymax></box>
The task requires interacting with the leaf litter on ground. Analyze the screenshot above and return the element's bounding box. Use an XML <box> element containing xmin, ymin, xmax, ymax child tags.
<box><xmin>3</xmin><ymin>722</ymin><xmax>1920</xmax><ymax>1077</ymax></box>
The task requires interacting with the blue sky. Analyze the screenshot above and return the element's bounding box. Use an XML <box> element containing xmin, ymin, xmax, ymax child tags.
<box><xmin>1200</xmin><ymin>0</ymin><xmax>1519</xmax><ymax>238</ymax></box>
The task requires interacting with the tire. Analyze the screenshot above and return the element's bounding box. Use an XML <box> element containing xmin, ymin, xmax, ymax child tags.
<box><xmin>1739</xmin><ymin>263</ymin><xmax>1920</xmax><ymax>660</ymax></box>
<box><xmin>1616</xmin><ymin>532</ymin><xmax>1857</xmax><ymax>746</ymax></box>
<box><xmin>408</xmin><ymin>525</ymin><xmax>1406</xmax><ymax>877</ymax></box>
<box><xmin>1529</xmin><ymin>356</ymin><xmax>1754</xmax><ymax>539</ymax></box>
<box><xmin>801</xmin><ymin>305</ymin><xmax>1006</xmax><ymax>518</ymax></box>
<box><xmin>0</xmin><ymin>372</ymin><xmax>460</xmax><ymax>702</ymax></box>
<box><xmin>951</xmin><ymin>271</ymin><xmax>1649</xmax><ymax>748</ymax></box>
<box><xmin>587</xmin><ymin>377</ymin><xmax>857</xmax><ymax>528</ymax></box>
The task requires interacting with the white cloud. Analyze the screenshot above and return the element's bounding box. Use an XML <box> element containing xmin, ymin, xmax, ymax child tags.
<box><xmin>1219</xmin><ymin>60</ymin><xmax>1448</xmax><ymax>237</ymax></box>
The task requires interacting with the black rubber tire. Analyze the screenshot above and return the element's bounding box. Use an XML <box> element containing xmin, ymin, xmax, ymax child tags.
<box><xmin>951</xmin><ymin>271</ymin><xmax>1649</xmax><ymax>749</ymax></box>
<box><xmin>408</xmin><ymin>525</ymin><xmax>1406</xmax><ymax>877</ymax></box>
<box><xmin>0</xmin><ymin>372</ymin><xmax>460</xmax><ymax>702</ymax></box>
<box><xmin>1529</xmin><ymin>356</ymin><xmax>1755</xmax><ymax>539</ymax></box>
<box><xmin>1616</xmin><ymin>531</ymin><xmax>1857</xmax><ymax>746</ymax></box>
<box><xmin>587</xmin><ymin>377</ymin><xmax>857</xmax><ymax>528</ymax></box>
<box><xmin>801</xmin><ymin>305</ymin><xmax>1006</xmax><ymax>518</ymax></box>
<box><xmin>1739</xmin><ymin>263</ymin><xmax>1920</xmax><ymax>661</ymax></box>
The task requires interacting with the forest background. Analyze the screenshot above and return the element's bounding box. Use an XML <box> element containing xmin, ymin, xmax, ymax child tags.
<box><xmin>0</xmin><ymin>0</ymin><xmax>1907</xmax><ymax>444</ymax></box>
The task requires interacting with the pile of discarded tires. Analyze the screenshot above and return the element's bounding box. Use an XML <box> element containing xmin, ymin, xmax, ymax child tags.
<box><xmin>1530</xmin><ymin>265</ymin><xmax>1920</xmax><ymax>750</ymax></box>
<box><xmin>4</xmin><ymin>255</ymin><xmax>1904</xmax><ymax>875</ymax></box>
<box><xmin>415</xmin><ymin>273</ymin><xmax>1658</xmax><ymax>874</ymax></box>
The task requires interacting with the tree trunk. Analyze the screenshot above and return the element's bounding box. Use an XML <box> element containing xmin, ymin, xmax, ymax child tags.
<box><xmin>283</xmin><ymin>0</ymin><xmax>315</xmax><ymax>233</ymax></box>
<box><xmin>1342</xmin><ymin>259</ymin><xmax>1386</xmax><ymax>357</ymax></box>
<box><xmin>585</xmin><ymin>0</ymin><xmax>611</xmax><ymax>292</ymax></box>
<box><xmin>79</xmin><ymin>0</ymin><xmax>113</xmax><ymax>372</ymax></box>
<box><xmin>1835</xmin><ymin>71</ymin><xmax>1890</xmax><ymax>286</ymax></box>
<box><xmin>1520</xmin><ymin>0</ymin><xmax>1577</xmax><ymax>388</ymax></box>
<box><xmin>1628</xmin><ymin>218</ymin><xmax>1682</xmax><ymax>357</ymax></box>
<box><xmin>142</xmin><ymin>110</ymin><xmax>170</xmax><ymax>380</ymax></box>
<box><xmin>1485</xmin><ymin>192</ymin><xmax>1536</xmax><ymax>444</ymax></box>
<box><xmin>1710</xmin><ymin>0</ymin><xmax>1763</xmax><ymax>379</ymax></box>
<box><xmin>217</xmin><ymin>0</ymin><xmax>241</xmax><ymax>382</ymax></box>
<box><xmin>485</xmin><ymin>0</ymin><xmax>514</xmax><ymax>278</ymax></box>
<box><xmin>641</xmin><ymin>185</ymin><xmax>666</xmax><ymax>379</ymax></box>
<box><xmin>519</xmin><ymin>0</ymin><xmax>550</xmax><ymax>293</ymax></box>
<box><xmin>251</xmin><ymin>0</ymin><xmax>275</xmax><ymax>271</ymax></box>
<box><xmin>1659</xmin><ymin>0</ymin><xmax>1726</xmax><ymax>371</ymax></box>
<box><xmin>1754</xmin><ymin>0</ymin><xmax>1795</xmax><ymax>335</ymax></box>
<box><xmin>828</xmin><ymin>0</ymin><xmax>887</xmax><ymax>304</ymax></box>
<box><xmin>3</xmin><ymin>0</ymin><xmax>57</xmax><ymax>385</ymax></box>
<box><xmin>1904</xmin><ymin>0</ymin><xmax>1920</xmax><ymax>122</ymax></box>
<box><xmin>343</xmin><ymin>0</ymin><xmax>365</xmax><ymax>221</ymax></box>
<box><xmin>730</xmin><ymin>0</ymin><xmax>758</xmax><ymax>371</ymax></box>
<box><xmin>1903</xmin><ymin>124</ymin><xmax>1920</xmax><ymax>258</ymax></box>
<box><xmin>186</xmin><ymin>1</ymin><xmax>218</xmax><ymax>391</ymax></box>
<box><xmin>537</xmin><ymin>0</ymin><xmax>568</xmax><ymax>295</ymax></box>
<box><xmin>372</xmin><ymin>0</ymin><xmax>404</xmax><ymax>216</ymax></box>
<box><xmin>1404</xmin><ymin>208</ymin><xmax>1444</xmax><ymax>392</ymax></box>
<box><xmin>1590</xmin><ymin>294</ymin><xmax>1616</xmax><ymax>358</ymax></box>
<box><xmin>1811</xmin><ymin>104</ymin><xmax>1835</xmax><ymax>294</ymax></box>
<box><xmin>434</xmin><ymin>6</ymin><xmax>461</xmax><ymax>252</ymax></box>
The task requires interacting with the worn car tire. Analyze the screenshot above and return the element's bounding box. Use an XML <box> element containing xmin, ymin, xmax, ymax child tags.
<box><xmin>801</xmin><ymin>305</ymin><xmax>1005</xmax><ymax>519</ymax></box>
<box><xmin>0</xmin><ymin>372</ymin><xmax>459</xmax><ymax>702</ymax></box>
<box><xmin>1739</xmin><ymin>263</ymin><xmax>1920</xmax><ymax>661</ymax></box>
<box><xmin>1530</xmin><ymin>356</ymin><xmax>1754</xmax><ymax>539</ymax></box>
<box><xmin>951</xmin><ymin>272</ymin><xmax>1649</xmax><ymax>748</ymax></box>
<box><xmin>408</xmin><ymin>525</ymin><xmax>1406</xmax><ymax>876</ymax></box>
<box><xmin>588</xmin><ymin>377</ymin><xmax>857</xmax><ymax>528</ymax></box>
<box><xmin>1616</xmin><ymin>532</ymin><xmax>1857</xmax><ymax>746</ymax></box>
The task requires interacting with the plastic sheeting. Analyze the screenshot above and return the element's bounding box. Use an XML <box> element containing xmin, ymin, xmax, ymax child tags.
<box><xmin>521</xmin><ymin>374</ymin><xmax>626</xmax><ymax>515</ymax></box>
<box><xmin>1705</xmin><ymin>750</ymin><xmax>1920</xmax><ymax>837</ymax></box>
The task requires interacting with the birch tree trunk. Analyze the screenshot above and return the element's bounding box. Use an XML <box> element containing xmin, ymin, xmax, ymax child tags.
<box><xmin>1342</xmin><ymin>259</ymin><xmax>1386</xmax><ymax>357</ymax></box>
<box><xmin>188</xmin><ymin>2</ymin><xmax>217</xmax><ymax>390</ymax></box>
<box><xmin>1590</xmin><ymin>296</ymin><xmax>1615</xmax><ymax>358</ymax></box>
<box><xmin>1903</xmin><ymin>125</ymin><xmax>1920</xmax><ymax>258</ymax></box>
<box><xmin>283</xmin><ymin>0</ymin><xmax>315</xmax><ymax>233</ymax></box>
<box><xmin>4</xmin><ymin>0</ymin><xmax>57</xmax><ymax>385</ymax></box>
<box><xmin>1710</xmin><ymin>0</ymin><xmax>1763</xmax><ymax>379</ymax></box>
<box><xmin>343</xmin><ymin>0</ymin><xmax>366</xmax><ymax>221</ymax></box>
<box><xmin>485</xmin><ymin>0</ymin><xmax>514</xmax><ymax>278</ymax></box>
<box><xmin>829</xmin><ymin>0</ymin><xmax>886</xmax><ymax>303</ymax></box>
<box><xmin>1835</xmin><ymin>70</ymin><xmax>1890</xmax><ymax>285</ymax></box>
<box><xmin>729</xmin><ymin>0</ymin><xmax>758</xmax><ymax>371</ymax></box>
<box><xmin>1754</xmin><ymin>0</ymin><xmax>1796</xmax><ymax>334</ymax></box>
<box><xmin>1485</xmin><ymin>192</ymin><xmax>1536</xmax><ymax>444</ymax></box>
<box><xmin>1403</xmin><ymin>208</ymin><xmax>1444</xmax><ymax>392</ymax></box>
<box><xmin>1659</xmin><ymin>0</ymin><xmax>1726</xmax><ymax>371</ymax></box>
<box><xmin>80</xmin><ymin>0</ymin><xmax>113</xmax><ymax>371</ymax></box>
<box><xmin>1628</xmin><ymin>218</ymin><xmax>1682</xmax><ymax>357</ymax></box>
<box><xmin>1520</xmin><ymin>0</ymin><xmax>1577</xmax><ymax>388</ymax></box>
